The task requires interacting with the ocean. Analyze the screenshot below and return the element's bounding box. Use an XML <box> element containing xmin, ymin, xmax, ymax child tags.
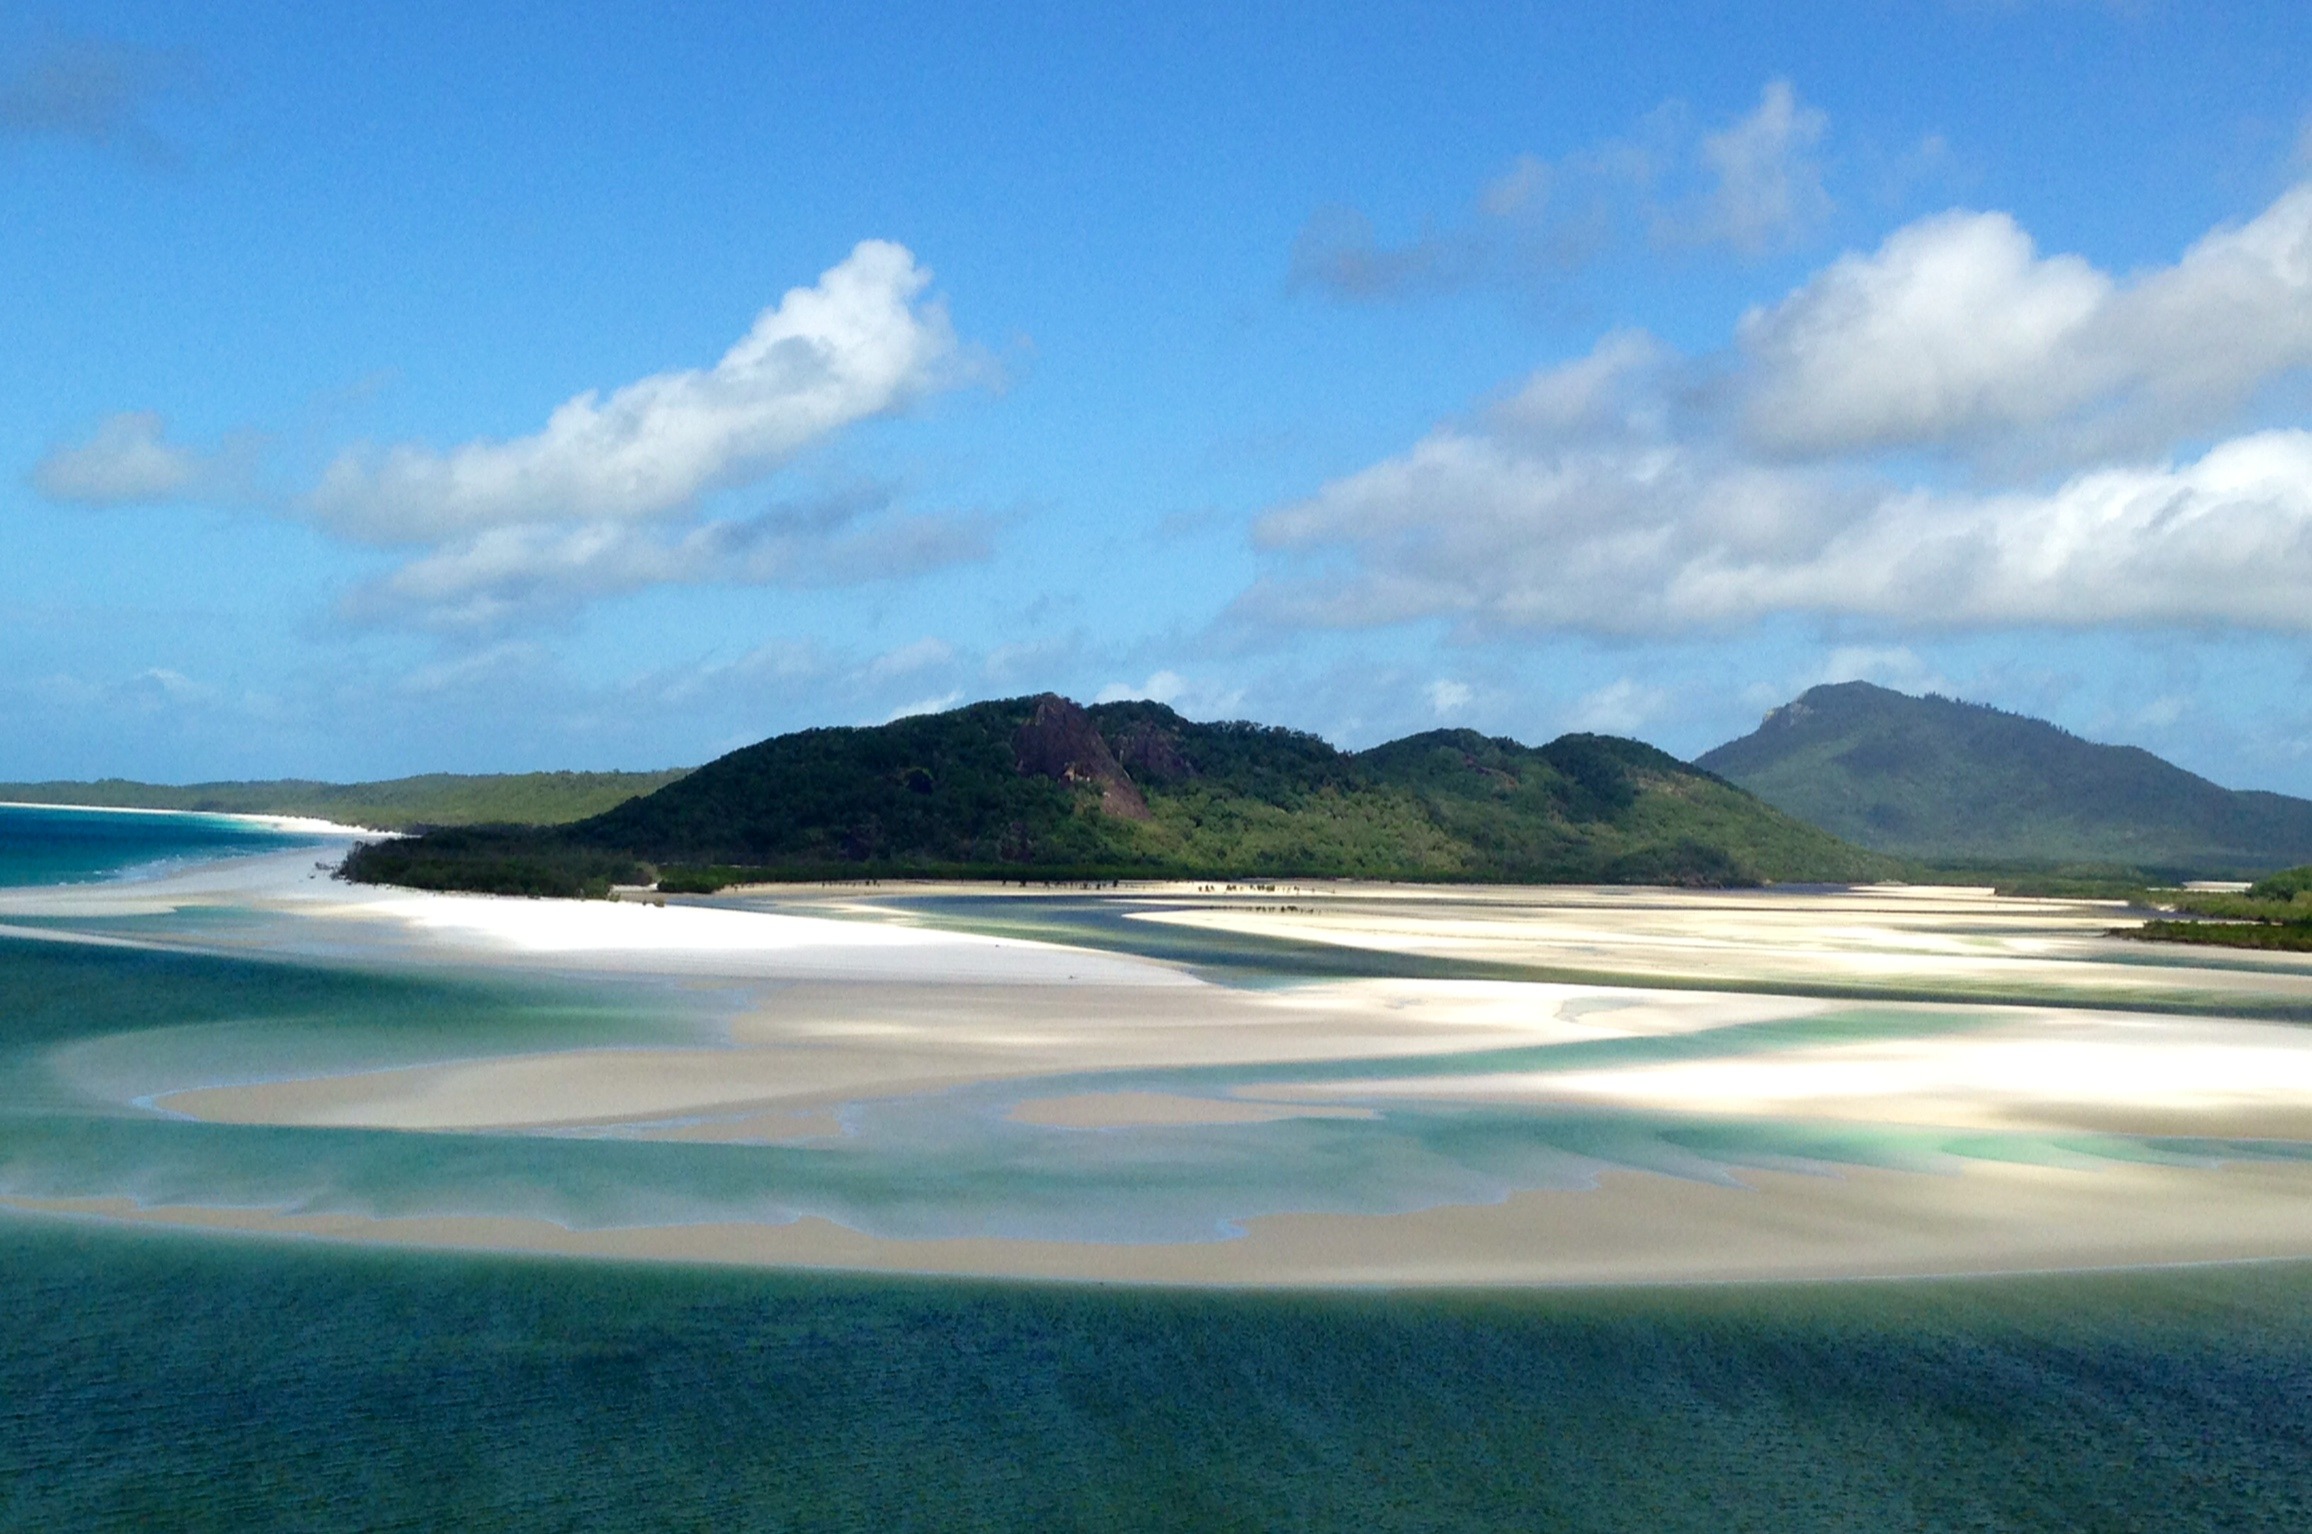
<box><xmin>0</xmin><ymin>803</ymin><xmax>323</xmax><ymax>889</ymax></box>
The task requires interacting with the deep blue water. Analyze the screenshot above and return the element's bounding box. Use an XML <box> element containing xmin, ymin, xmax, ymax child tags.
<box><xmin>4</xmin><ymin>1218</ymin><xmax>2311</xmax><ymax>1530</ymax></box>
<box><xmin>0</xmin><ymin>803</ymin><xmax>321</xmax><ymax>887</ymax></box>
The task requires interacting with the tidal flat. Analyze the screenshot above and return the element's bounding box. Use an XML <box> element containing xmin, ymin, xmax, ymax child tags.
<box><xmin>10</xmin><ymin>805</ymin><xmax>2312</xmax><ymax>1523</ymax></box>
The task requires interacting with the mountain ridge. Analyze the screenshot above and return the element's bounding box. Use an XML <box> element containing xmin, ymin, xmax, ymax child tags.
<box><xmin>345</xmin><ymin>693</ymin><xmax>1897</xmax><ymax>896</ymax></box>
<box><xmin>1697</xmin><ymin>681</ymin><xmax>2312</xmax><ymax>874</ymax></box>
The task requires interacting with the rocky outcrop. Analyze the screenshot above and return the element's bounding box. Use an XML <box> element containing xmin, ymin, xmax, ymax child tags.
<box><xmin>1110</xmin><ymin>719</ymin><xmax>1195</xmax><ymax>784</ymax></box>
<box><xmin>1011</xmin><ymin>695</ymin><xmax>1150</xmax><ymax>820</ymax></box>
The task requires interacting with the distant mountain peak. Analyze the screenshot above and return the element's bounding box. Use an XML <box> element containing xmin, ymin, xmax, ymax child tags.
<box><xmin>1699</xmin><ymin>683</ymin><xmax>2312</xmax><ymax>874</ymax></box>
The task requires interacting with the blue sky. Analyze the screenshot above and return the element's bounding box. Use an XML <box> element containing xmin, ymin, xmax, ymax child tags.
<box><xmin>5</xmin><ymin>1</ymin><xmax>2312</xmax><ymax>790</ymax></box>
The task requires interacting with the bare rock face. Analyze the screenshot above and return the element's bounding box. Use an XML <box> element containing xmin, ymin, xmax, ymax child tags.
<box><xmin>1011</xmin><ymin>695</ymin><xmax>1151</xmax><ymax>821</ymax></box>
<box><xmin>1111</xmin><ymin>719</ymin><xmax>1195</xmax><ymax>784</ymax></box>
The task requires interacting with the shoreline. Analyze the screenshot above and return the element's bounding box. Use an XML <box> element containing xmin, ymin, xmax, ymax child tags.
<box><xmin>0</xmin><ymin>798</ymin><xmax>384</xmax><ymax>837</ymax></box>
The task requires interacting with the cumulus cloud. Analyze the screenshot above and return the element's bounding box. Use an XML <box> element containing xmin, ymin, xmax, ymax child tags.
<box><xmin>1251</xmin><ymin>175</ymin><xmax>2312</xmax><ymax>639</ymax></box>
<box><xmin>40</xmin><ymin>244</ymin><xmax>975</xmax><ymax>629</ymax></box>
<box><xmin>1740</xmin><ymin>182</ymin><xmax>2312</xmax><ymax>457</ymax></box>
<box><xmin>32</xmin><ymin>411</ymin><xmax>254</xmax><ymax>505</ymax></box>
<box><xmin>27</xmin><ymin>242</ymin><xmax>981</xmax><ymax>630</ymax></box>
<box><xmin>1256</xmin><ymin>395</ymin><xmax>2312</xmax><ymax>634</ymax></box>
<box><xmin>312</xmin><ymin>241</ymin><xmax>955</xmax><ymax>542</ymax></box>
<box><xmin>1291</xmin><ymin>80</ymin><xmax>1831</xmax><ymax>301</ymax></box>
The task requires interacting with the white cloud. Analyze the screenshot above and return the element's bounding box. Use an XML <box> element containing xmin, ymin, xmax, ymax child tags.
<box><xmin>1426</xmin><ymin>679</ymin><xmax>1473</xmax><ymax>716</ymax></box>
<box><xmin>1253</xmin><ymin>342</ymin><xmax>2312</xmax><ymax>636</ymax></box>
<box><xmin>1740</xmin><ymin>183</ymin><xmax>2312</xmax><ymax>456</ymax></box>
<box><xmin>37</xmin><ymin>243</ymin><xmax>981</xmax><ymax>631</ymax></box>
<box><xmin>32</xmin><ymin>411</ymin><xmax>252</xmax><ymax>505</ymax></box>
<box><xmin>1253</xmin><ymin>185</ymin><xmax>2312</xmax><ymax>641</ymax></box>
<box><xmin>1094</xmin><ymin>670</ymin><xmax>1245</xmax><ymax>718</ymax></box>
<box><xmin>1667</xmin><ymin>80</ymin><xmax>1831</xmax><ymax>255</ymax></box>
<box><xmin>343</xmin><ymin>498</ymin><xmax>990</xmax><ymax>631</ymax></box>
<box><xmin>1566</xmin><ymin>679</ymin><xmax>1668</xmax><ymax>735</ymax></box>
<box><xmin>310</xmin><ymin>240</ymin><xmax>956</xmax><ymax>543</ymax></box>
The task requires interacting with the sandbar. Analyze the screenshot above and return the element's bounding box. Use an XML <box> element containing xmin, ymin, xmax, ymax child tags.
<box><xmin>20</xmin><ymin>863</ymin><xmax>2312</xmax><ymax>1286</ymax></box>
<box><xmin>19</xmin><ymin>1157</ymin><xmax>2312</xmax><ymax>1287</ymax></box>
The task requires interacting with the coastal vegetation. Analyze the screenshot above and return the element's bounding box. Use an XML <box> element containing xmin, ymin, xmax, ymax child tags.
<box><xmin>341</xmin><ymin>694</ymin><xmax>1899</xmax><ymax>897</ymax></box>
<box><xmin>0</xmin><ymin>769</ymin><xmax>690</xmax><ymax>832</ymax></box>
<box><xmin>2130</xmin><ymin>865</ymin><xmax>2312</xmax><ymax>953</ymax></box>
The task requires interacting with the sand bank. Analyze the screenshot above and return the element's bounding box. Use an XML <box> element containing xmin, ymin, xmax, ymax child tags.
<box><xmin>153</xmin><ymin>978</ymin><xmax>1813</xmax><ymax>1134</ymax></box>
<box><xmin>1122</xmin><ymin>883</ymin><xmax>2312</xmax><ymax>1013</ymax></box>
<box><xmin>19</xmin><ymin>1156</ymin><xmax>2312</xmax><ymax>1287</ymax></box>
<box><xmin>1264</xmin><ymin>1011</ymin><xmax>2312</xmax><ymax>1140</ymax></box>
<box><xmin>24</xmin><ymin>869</ymin><xmax>2312</xmax><ymax>1286</ymax></box>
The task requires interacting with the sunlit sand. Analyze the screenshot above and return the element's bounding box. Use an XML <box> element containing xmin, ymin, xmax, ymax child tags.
<box><xmin>14</xmin><ymin>847</ymin><xmax>2312</xmax><ymax>1285</ymax></box>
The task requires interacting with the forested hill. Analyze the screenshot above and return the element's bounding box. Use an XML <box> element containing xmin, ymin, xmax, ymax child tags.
<box><xmin>1697</xmin><ymin>682</ymin><xmax>2312</xmax><ymax>875</ymax></box>
<box><xmin>344</xmin><ymin>694</ymin><xmax>1897</xmax><ymax>896</ymax></box>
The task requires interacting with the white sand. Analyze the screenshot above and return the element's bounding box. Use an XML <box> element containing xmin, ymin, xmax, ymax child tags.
<box><xmin>18</xmin><ymin>865</ymin><xmax>2312</xmax><ymax>1283</ymax></box>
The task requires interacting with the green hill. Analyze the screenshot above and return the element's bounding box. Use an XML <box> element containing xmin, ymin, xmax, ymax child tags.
<box><xmin>344</xmin><ymin>694</ymin><xmax>1897</xmax><ymax>896</ymax></box>
<box><xmin>0</xmin><ymin>770</ymin><xmax>690</xmax><ymax>832</ymax></box>
<box><xmin>1695</xmin><ymin>682</ymin><xmax>2312</xmax><ymax>876</ymax></box>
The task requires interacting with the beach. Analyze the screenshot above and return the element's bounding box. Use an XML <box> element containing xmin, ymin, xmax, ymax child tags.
<box><xmin>8</xmin><ymin>831</ymin><xmax>2312</xmax><ymax>1286</ymax></box>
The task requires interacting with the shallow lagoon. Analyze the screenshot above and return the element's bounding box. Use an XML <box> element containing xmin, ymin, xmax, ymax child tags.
<box><xmin>9</xmin><ymin>808</ymin><xmax>2312</xmax><ymax>1524</ymax></box>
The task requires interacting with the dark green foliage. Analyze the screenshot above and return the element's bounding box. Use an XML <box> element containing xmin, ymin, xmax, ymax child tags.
<box><xmin>0</xmin><ymin>770</ymin><xmax>689</xmax><ymax>831</ymax></box>
<box><xmin>2251</xmin><ymin>865</ymin><xmax>2312</xmax><ymax>902</ymax></box>
<box><xmin>340</xmin><ymin>828</ymin><xmax>649</xmax><ymax>899</ymax></box>
<box><xmin>344</xmin><ymin>695</ymin><xmax>1896</xmax><ymax>895</ymax></box>
<box><xmin>573</xmin><ymin>701</ymin><xmax>1121</xmax><ymax>868</ymax></box>
<box><xmin>2125</xmin><ymin>862</ymin><xmax>2312</xmax><ymax>951</ymax></box>
<box><xmin>1698</xmin><ymin>681</ymin><xmax>2312</xmax><ymax>874</ymax></box>
<box><xmin>2131</xmin><ymin>918</ymin><xmax>2312</xmax><ymax>952</ymax></box>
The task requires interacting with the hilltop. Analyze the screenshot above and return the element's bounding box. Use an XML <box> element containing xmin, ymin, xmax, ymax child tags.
<box><xmin>1697</xmin><ymin>682</ymin><xmax>2312</xmax><ymax>875</ymax></box>
<box><xmin>345</xmin><ymin>694</ymin><xmax>1897</xmax><ymax>896</ymax></box>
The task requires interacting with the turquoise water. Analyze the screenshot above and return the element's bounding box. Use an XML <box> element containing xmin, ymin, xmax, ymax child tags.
<box><xmin>4</xmin><ymin>932</ymin><xmax>2295</xmax><ymax>1246</ymax></box>
<box><xmin>0</xmin><ymin>802</ymin><xmax>322</xmax><ymax>887</ymax></box>
<box><xmin>8</xmin><ymin>811</ymin><xmax>2312</xmax><ymax>1525</ymax></box>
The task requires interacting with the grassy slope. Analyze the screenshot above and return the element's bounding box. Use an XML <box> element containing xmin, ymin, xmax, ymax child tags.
<box><xmin>0</xmin><ymin>770</ymin><xmax>690</xmax><ymax>831</ymax></box>
<box><xmin>345</xmin><ymin>697</ymin><xmax>1898</xmax><ymax>895</ymax></box>
<box><xmin>1697</xmin><ymin>682</ymin><xmax>2312</xmax><ymax>874</ymax></box>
